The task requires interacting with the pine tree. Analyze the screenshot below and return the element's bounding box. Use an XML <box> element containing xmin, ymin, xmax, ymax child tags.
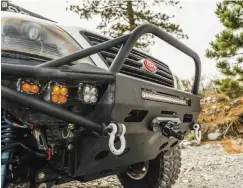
<box><xmin>206</xmin><ymin>1</ymin><xmax>243</xmax><ymax>98</ymax></box>
<box><xmin>68</xmin><ymin>0</ymin><xmax>188</xmax><ymax>51</ymax></box>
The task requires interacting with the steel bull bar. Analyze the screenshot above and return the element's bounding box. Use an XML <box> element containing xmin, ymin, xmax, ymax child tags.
<box><xmin>1</xmin><ymin>24</ymin><xmax>201</xmax><ymax>134</ymax></box>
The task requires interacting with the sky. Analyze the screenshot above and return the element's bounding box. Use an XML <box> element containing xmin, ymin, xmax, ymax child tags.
<box><xmin>10</xmin><ymin>0</ymin><xmax>224</xmax><ymax>80</ymax></box>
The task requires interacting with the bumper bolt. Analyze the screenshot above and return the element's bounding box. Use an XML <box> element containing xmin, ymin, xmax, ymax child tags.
<box><xmin>38</xmin><ymin>172</ymin><xmax>45</xmax><ymax>180</ymax></box>
<box><xmin>68</xmin><ymin>124</ymin><xmax>74</xmax><ymax>129</ymax></box>
<box><xmin>67</xmin><ymin>144</ymin><xmax>73</xmax><ymax>150</ymax></box>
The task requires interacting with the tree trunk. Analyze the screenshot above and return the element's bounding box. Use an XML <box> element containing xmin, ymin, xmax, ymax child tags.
<box><xmin>127</xmin><ymin>1</ymin><xmax>136</xmax><ymax>31</ymax></box>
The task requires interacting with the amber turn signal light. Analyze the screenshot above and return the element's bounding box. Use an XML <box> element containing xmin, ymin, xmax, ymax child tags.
<box><xmin>51</xmin><ymin>84</ymin><xmax>68</xmax><ymax>104</ymax></box>
<box><xmin>21</xmin><ymin>82</ymin><xmax>40</xmax><ymax>94</ymax></box>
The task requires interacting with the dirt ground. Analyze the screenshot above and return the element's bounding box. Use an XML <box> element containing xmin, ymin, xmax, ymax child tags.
<box><xmin>58</xmin><ymin>141</ymin><xmax>243</xmax><ymax>188</ymax></box>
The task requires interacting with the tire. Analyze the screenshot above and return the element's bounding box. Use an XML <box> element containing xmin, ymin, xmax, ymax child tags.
<box><xmin>117</xmin><ymin>147</ymin><xmax>181</xmax><ymax>188</ymax></box>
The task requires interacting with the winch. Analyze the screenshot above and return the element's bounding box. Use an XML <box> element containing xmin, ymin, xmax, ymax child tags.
<box><xmin>151</xmin><ymin>117</ymin><xmax>185</xmax><ymax>140</ymax></box>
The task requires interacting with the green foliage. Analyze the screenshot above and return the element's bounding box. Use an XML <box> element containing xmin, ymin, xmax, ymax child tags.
<box><xmin>206</xmin><ymin>1</ymin><xmax>243</xmax><ymax>98</ymax></box>
<box><xmin>215</xmin><ymin>78</ymin><xmax>243</xmax><ymax>98</ymax></box>
<box><xmin>186</xmin><ymin>131</ymin><xmax>195</xmax><ymax>141</ymax></box>
<box><xmin>68</xmin><ymin>0</ymin><xmax>188</xmax><ymax>52</ymax></box>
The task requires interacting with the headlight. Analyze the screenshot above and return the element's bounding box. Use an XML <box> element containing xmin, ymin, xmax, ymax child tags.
<box><xmin>1</xmin><ymin>12</ymin><xmax>93</xmax><ymax>65</ymax></box>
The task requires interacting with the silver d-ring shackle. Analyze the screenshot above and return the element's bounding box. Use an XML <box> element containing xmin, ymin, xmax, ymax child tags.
<box><xmin>107</xmin><ymin>123</ymin><xmax>126</xmax><ymax>155</ymax></box>
<box><xmin>193</xmin><ymin>124</ymin><xmax>201</xmax><ymax>142</ymax></box>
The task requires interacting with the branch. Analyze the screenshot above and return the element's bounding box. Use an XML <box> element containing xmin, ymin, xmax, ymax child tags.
<box><xmin>223</xmin><ymin>53</ymin><xmax>243</xmax><ymax>58</ymax></box>
<box><xmin>96</xmin><ymin>4</ymin><xmax>126</xmax><ymax>11</ymax></box>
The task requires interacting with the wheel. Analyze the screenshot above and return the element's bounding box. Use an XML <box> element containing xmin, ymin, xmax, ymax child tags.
<box><xmin>117</xmin><ymin>147</ymin><xmax>181</xmax><ymax>188</ymax></box>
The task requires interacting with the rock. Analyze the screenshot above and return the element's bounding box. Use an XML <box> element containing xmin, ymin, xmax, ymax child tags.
<box><xmin>182</xmin><ymin>179</ymin><xmax>189</xmax><ymax>183</ymax></box>
<box><xmin>190</xmin><ymin>140</ymin><xmax>200</xmax><ymax>146</ymax></box>
<box><xmin>201</xmin><ymin>97</ymin><xmax>214</xmax><ymax>104</ymax></box>
<box><xmin>194</xmin><ymin>166</ymin><xmax>202</xmax><ymax>171</ymax></box>
<box><xmin>179</xmin><ymin>140</ymin><xmax>191</xmax><ymax>149</ymax></box>
<box><xmin>189</xmin><ymin>166</ymin><xmax>202</xmax><ymax>171</ymax></box>
<box><xmin>207</xmin><ymin>132</ymin><xmax>222</xmax><ymax>141</ymax></box>
<box><xmin>202</xmin><ymin>174</ymin><xmax>211</xmax><ymax>181</ymax></box>
<box><xmin>201</xmin><ymin>97</ymin><xmax>219</xmax><ymax>104</ymax></box>
<box><xmin>99</xmin><ymin>182</ymin><xmax>110</xmax><ymax>187</ymax></box>
<box><xmin>108</xmin><ymin>177</ymin><xmax>116</xmax><ymax>182</ymax></box>
<box><xmin>207</xmin><ymin>97</ymin><xmax>212</xmax><ymax>102</ymax></box>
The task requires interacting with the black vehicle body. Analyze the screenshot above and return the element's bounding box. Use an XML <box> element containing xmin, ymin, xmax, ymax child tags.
<box><xmin>1</xmin><ymin>10</ymin><xmax>201</xmax><ymax>188</ymax></box>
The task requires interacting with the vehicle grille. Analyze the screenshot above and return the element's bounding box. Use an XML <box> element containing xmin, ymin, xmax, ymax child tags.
<box><xmin>82</xmin><ymin>32</ymin><xmax>174</xmax><ymax>87</ymax></box>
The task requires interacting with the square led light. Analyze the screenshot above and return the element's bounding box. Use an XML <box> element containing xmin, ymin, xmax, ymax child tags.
<box><xmin>78</xmin><ymin>83</ymin><xmax>99</xmax><ymax>104</ymax></box>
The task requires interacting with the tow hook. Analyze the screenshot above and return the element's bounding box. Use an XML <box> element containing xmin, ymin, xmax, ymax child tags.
<box><xmin>106</xmin><ymin>122</ymin><xmax>126</xmax><ymax>156</ymax></box>
<box><xmin>151</xmin><ymin>117</ymin><xmax>184</xmax><ymax>140</ymax></box>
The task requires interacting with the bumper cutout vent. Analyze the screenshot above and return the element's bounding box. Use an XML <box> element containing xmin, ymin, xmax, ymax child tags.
<box><xmin>161</xmin><ymin>111</ymin><xmax>177</xmax><ymax>116</ymax></box>
<box><xmin>183</xmin><ymin>114</ymin><xmax>193</xmax><ymax>123</ymax></box>
<box><xmin>124</xmin><ymin>109</ymin><xmax>148</xmax><ymax>122</ymax></box>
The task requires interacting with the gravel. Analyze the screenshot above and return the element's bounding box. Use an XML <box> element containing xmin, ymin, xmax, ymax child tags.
<box><xmin>57</xmin><ymin>176</ymin><xmax>122</xmax><ymax>188</ymax></box>
<box><xmin>173</xmin><ymin>144</ymin><xmax>243</xmax><ymax>188</ymax></box>
<box><xmin>58</xmin><ymin>143</ymin><xmax>243</xmax><ymax>188</ymax></box>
